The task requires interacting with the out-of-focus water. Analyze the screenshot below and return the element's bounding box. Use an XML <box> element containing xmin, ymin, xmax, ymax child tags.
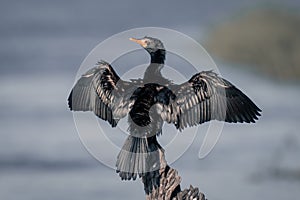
<box><xmin>1</xmin><ymin>0</ymin><xmax>300</xmax><ymax>199</ymax></box>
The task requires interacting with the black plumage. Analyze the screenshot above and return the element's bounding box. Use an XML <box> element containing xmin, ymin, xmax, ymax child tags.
<box><xmin>68</xmin><ymin>36</ymin><xmax>261</xmax><ymax>182</ymax></box>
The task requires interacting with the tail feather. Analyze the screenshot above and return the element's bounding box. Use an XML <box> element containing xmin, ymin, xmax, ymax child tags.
<box><xmin>116</xmin><ymin>135</ymin><xmax>162</xmax><ymax>181</ymax></box>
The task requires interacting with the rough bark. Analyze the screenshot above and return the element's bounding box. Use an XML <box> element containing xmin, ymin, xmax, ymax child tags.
<box><xmin>142</xmin><ymin>148</ymin><xmax>206</xmax><ymax>200</ymax></box>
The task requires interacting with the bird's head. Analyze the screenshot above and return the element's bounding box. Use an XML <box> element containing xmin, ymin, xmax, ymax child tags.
<box><xmin>130</xmin><ymin>36</ymin><xmax>165</xmax><ymax>63</ymax></box>
<box><xmin>130</xmin><ymin>36</ymin><xmax>165</xmax><ymax>52</ymax></box>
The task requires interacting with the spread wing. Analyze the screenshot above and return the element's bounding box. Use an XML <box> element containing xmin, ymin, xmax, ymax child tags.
<box><xmin>160</xmin><ymin>71</ymin><xmax>261</xmax><ymax>130</ymax></box>
<box><xmin>68</xmin><ymin>60</ymin><xmax>137</xmax><ymax>127</ymax></box>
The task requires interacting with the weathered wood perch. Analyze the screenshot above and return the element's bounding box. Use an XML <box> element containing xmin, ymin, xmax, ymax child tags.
<box><xmin>142</xmin><ymin>148</ymin><xmax>206</xmax><ymax>200</ymax></box>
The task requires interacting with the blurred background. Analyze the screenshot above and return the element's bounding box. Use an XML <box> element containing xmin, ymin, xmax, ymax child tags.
<box><xmin>1</xmin><ymin>0</ymin><xmax>300</xmax><ymax>199</ymax></box>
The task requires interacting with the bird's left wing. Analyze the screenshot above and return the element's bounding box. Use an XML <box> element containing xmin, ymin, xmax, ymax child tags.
<box><xmin>68</xmin><ymin>61</ymin><xmax>137</xmax><ymax>127</ymax></box>
<box><xmin>159</xmin><ymin>71</ymin><xmax>261</xmax><ymax>130</ymax></box>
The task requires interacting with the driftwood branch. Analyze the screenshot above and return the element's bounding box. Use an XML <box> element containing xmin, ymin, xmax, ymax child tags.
<box><xmin>142</xmin><ymin>148</ymin><xmax>206</xmax><ymax>200</ymax></box>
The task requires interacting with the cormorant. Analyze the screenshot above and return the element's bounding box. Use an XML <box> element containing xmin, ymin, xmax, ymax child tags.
<box><xmin>68</xmin><ymin>36</ymin><xmax>261</xmax><ymax>183</ymax></box>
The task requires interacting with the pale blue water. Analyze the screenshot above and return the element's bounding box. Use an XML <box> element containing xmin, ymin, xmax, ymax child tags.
<box><xmin>1</xmin><ymin>1</ymin><xmax>300</xmax><ymax>199</ymax></box>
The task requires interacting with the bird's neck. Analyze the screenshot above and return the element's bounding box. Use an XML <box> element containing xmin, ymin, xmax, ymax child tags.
<box><xmin>144</xmin><ymin>63</ymin><xmax>163</xmax><ymax>76</ymax></box>
<box><xmin>143</xmin><ymin>49</ymin><xmax>169</xmax><ymax>85</ymax></box>
<box><xmin>150</xmin><ymin>49</ymin><xmax>165</xmax><ymax>64</ymax></box>
<box><xmin>143</xmin><ymin>63</ymin><xmax>170</xmax><ymax>85</ymax></box>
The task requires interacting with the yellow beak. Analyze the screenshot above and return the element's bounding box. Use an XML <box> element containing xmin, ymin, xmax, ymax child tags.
<box><xmin>129</xmin><ymin>38</ymin><xmax>147</xmax><ymax>48</ymax></box>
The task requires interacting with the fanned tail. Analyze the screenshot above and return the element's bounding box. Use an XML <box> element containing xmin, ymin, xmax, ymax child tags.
<box><xmin>116</xmin><ymin>135</ymin><xmax>162</xmax><ymax>181</ymax></box>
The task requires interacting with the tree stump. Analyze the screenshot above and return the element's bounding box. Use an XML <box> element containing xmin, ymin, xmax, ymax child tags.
<box><xmin>142</xmin><ymin>148</ymin><xmax>206</xmax><ymax>200</ymax></box>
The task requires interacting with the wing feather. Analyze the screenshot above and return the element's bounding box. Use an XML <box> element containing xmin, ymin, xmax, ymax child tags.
<box><xmin>160</xmin><ymin>71</ymin><xmax>261</xmax><ymax>130</ymax></box>
<box><xmin>68</xmin><ymin>61</ymin><xmax>136</xmax><ymax>127</ymax></box>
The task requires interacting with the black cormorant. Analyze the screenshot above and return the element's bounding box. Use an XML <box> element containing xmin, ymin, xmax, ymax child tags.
<box><xmin>68</xmin><ymin>36</ymin><xmax>261</xmax><ymax>182</ymax></box>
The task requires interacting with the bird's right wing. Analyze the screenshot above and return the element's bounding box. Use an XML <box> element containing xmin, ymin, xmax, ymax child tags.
<box><xmin>68</xmin><ymin>61</ymin><xmax>137</xmax><ymax>127</ymax></box>
<box><xmin>160</xmin><ymin>71</ymin><xmax>261</xmax><ymax>130</ymax></box>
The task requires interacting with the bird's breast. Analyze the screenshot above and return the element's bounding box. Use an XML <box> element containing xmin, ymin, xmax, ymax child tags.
<box><xmin>129</xmin><ymin>89</ymin><xmax>156</xmax><ymax>127</ymax></box>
